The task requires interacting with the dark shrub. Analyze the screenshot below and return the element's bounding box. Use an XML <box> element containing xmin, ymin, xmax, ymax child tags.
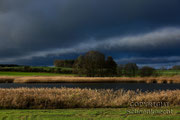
<box><xmin>54</xmin><ymin>68</ymin><xmax>62</xmax><ymax>73</ymax></box>
<box><xmin>139</xmin><ymin>66</ymin><xmax>155</xmax><ymax>77</ymax></box>
<box><xmin>73</xmin><ymin>55</ymin><xmax>85</xmax><ymax>75</ymax></box>
<box><xmin>54</xmin><ymin>60</ymin><xmax>75</xmax><ymax>68</ymax></box>
<box><xmin>117</xmin><ymin>64</ymin><xmax>125</xmax><ymax>76</ymax></box>
<box><xmin>61</xmin><ymin>69</ymin><xmax>73</xmax><ymax>74</ymax></box>
<box><xmin>172</xmin><ymin>65</ymin><xmax>180</xmax><ymax>70</ymax></box>
<box><xmin>23</xmin><ymin>66</ymin><xmax>30</xmax><ymax>72</ymax></box>
<box><xmin>105</xmin><ymin>56</ymin><xmax>117</xmax><ymax>76</ymax></box>
<box><xmin>124</xmin><ymin>63</ymin><xmax>138</xmax><ymax>77</ymax></box>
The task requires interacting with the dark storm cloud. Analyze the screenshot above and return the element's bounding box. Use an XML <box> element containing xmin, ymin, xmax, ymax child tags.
<box><xmin>0</xmin><ymin>0</ymin><xmax>180</xmax><ymax>66</ymax></box>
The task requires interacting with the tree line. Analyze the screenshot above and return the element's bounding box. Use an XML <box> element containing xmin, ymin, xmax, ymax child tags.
<box><xmin>54</xmin><ymin>51</ymin><xmax>157</xmax><ymax>77</ymax></box>
<box><xmin>1</xmin><ymin>50</ymin><xmax>180</xmax><ymax>77</ymax></box>
<box><xmin>0</xmin><ymin>66</ymin><xmax>72</xmax><ymax>74</ymax></box>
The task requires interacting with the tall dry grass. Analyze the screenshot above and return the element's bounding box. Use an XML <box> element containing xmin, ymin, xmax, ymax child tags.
<box><xmin>0</xmin><ymin>76</ymin><xmax>180</xmax><ymax>83</ymax></box>
<box><xmin>0</xmin><ymin>88</ymin><xmax>179</xmax><ymax>109</ymax></box>
<box><xmin>0</xmin><ymin>76</ymin><xmax>18</xmax><ymax>83</ymax></box>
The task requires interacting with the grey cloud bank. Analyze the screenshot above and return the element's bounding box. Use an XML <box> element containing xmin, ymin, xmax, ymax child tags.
<box><xmin>0</xmin><ymin>0</ymin><xmax>180</xmax><ymax>67</ymax></box>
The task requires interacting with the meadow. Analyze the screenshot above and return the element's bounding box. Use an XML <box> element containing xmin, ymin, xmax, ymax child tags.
<box><xmin>0</xmin><ymin>108</ymin><xmax>179</xmax><ymax>120</ymax></box>
<box><xmin>1</xmin><ymin>66</ymin><xmax>180</xmax><ymax>77</ymax></box>
<box><xmin>156</xmin><ymin>70</ymin><xmax>180</xmax><ymax>76</ymax></box>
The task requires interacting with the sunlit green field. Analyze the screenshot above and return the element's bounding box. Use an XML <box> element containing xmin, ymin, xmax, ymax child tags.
<box><xmin>0</xmin><ymin>108</ymin><xmax>179</xmax><ymax>120</ymax></box>
<box><xmin>0</xmin><ymin>71</ymin><xmax>75</xmax><ymax>76</ymax></box>
<box><xmin>0</xmin><ymin>70</ymin><xmax>180</xmax><ymax>77</ymax></box>
<box><xmin>1</xmin><ymin>66</ymin><xmax>180</xmax><ymax>77</ymax></box>
<box><xmin>156</xmin><ymin>70</ymin><xmax>180</xmax><ymax>76</ymax></box>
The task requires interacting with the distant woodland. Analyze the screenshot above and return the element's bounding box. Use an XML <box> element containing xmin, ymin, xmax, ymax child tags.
<box><xmin>1</xmin><ymin>51</ymin><xmax>180</xmax><ymax>77</ymax></box>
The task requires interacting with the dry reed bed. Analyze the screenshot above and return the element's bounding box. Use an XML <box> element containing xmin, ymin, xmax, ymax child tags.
<box><xmin>0</xmin><ymin>76</ymin><xmax>19</xmax><ymax>83</ymax></box>
<box><xmin>0</xmin><ymin>88</ymin><xmax>179</xmax><ymax>109</ymax></box>
<box><xmin>0</xmin><ymin>76</ymin><xmax>180</xmax><ymax>83</ymax></box>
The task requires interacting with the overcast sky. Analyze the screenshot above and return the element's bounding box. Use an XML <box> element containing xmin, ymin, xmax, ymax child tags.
<box><xmin>0</xmin><ymin>0</ymin><xmax>180</xmax><ymax>67</ymax></box>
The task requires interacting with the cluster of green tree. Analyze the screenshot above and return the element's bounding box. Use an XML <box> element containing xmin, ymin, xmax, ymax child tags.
<box><xmin>54</xmin><ymin>51</ymin><xmax>156</xmax><ymax>77</ymax></box>
<box><xmin>72</xmin><ymin>51</ymin><xmax>156</xmax><ymax>77</ymax></box>
<box><xmin>0</xmin><ymin>51</ymin><xmax>163</xmax><ymax>77</ymax></box>
<box><xmin>0</xmin><ymin>66</ymin><xmax>72</xmax><ymax>74</ymax></box>
<box><xmin>73</xmin><ymin>51</ymin><xmax>117</xmax><ymax>77</ymax></box>
<box><xmin>54</xmin><ymin>60</ymin><xmax>75</xmax><ymax>68</ymax></box>
<box><xmin>117</xmin><ymin>64</ymin><xmax>156</xmax><ymax>77</ymax></box>
<box><xmin>171</xmin><ymin>65</ymin><xmax>180</xmax><ymax>70</ymax></box>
